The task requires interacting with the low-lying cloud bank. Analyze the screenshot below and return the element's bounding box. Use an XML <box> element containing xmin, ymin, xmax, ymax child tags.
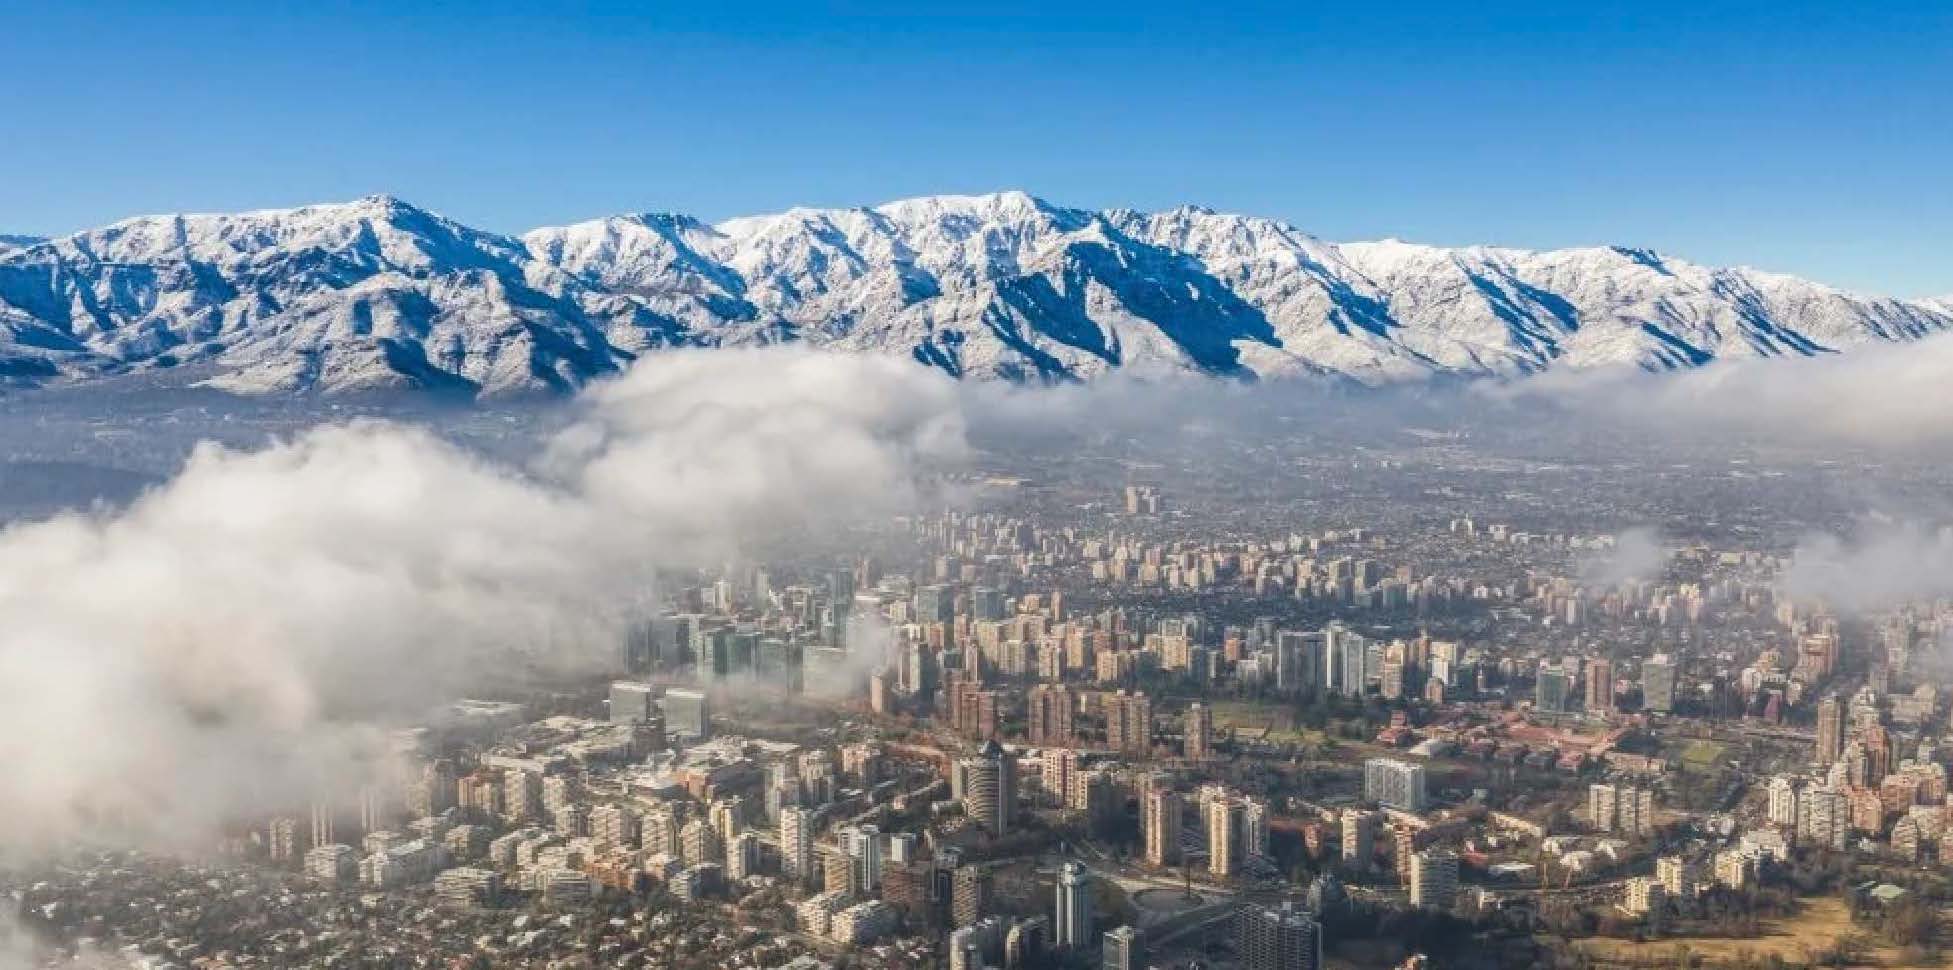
<box><xmin>7</xmin><ymin>330</ymin><xmax>1953</xmax><ymax>855</ymax></box>
<box><xmin>1781</xmin><ymin>522</ymin><xmax>1953</xmax><ymax>614</ymax></box>
<box><xmin>1501</xmin><ymin>331</ymin><xmax>1953</xmax><ymax>613</ymax></box>
<box><xmin>1497</xmin><ymin>328</ymin><xmax>1953</xmax><ymax>451</ymax></box>
<box><xmin>0</xmin><ymin>348</ymin><xmax>964</xmax><ymax>854</ymax></box>
<box><xmin>1579</xmin><ymin>527</ymin><xmax>1670</xmax><ymax>589</ymax></box>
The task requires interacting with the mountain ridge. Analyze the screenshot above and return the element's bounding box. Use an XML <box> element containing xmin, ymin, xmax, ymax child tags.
<box><xmin>1</xmin><ymin>192</ymin><xmax>1946</xmax><ymax>395</ymax></box>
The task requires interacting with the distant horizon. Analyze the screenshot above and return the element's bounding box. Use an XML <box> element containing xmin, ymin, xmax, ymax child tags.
<box><xmin>3</xmin><ymin>4</ymin><xmax>1948</xmax><ymax>296</ymax></box>
<box><xmin>6</xmin><ymin>187</ymin><xmax>1948</xmax><ymax>302</ymax></box>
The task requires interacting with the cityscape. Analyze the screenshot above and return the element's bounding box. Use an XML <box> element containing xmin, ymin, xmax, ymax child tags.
<box><xmin>2</xmin><ymin>4</ymin><xmax>1950</xmax><ymax>970</ymax></box>
<box><xmin>7</xmin><ymin>400</ymin><xmax>1953</xmax><ymax>969</ymax></box>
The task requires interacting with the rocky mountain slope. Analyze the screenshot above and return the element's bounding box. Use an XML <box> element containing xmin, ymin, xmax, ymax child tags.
<box><xmin>1</xmin><ymin>192</ymin><xmax>1944</xmax><ymax>395</ymax></box>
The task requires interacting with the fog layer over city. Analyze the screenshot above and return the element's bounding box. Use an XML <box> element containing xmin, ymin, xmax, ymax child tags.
<box><xmin>6</xmin><ymin>339</ymin><xmax>1953</xmax><ymax>857</ymax></box>
<box><xmin>0</xmin><ymin>349</ymin><xmax>965</xmax><ymax>855</ymax></box>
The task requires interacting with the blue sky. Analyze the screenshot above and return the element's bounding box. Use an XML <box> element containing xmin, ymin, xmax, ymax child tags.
<box><xmin>2</xmin><ymin>2</ymin><xmax>1948</xmax><ymax>296</ymax></box>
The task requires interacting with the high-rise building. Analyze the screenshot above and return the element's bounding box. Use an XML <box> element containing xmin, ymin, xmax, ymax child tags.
<box><xmin>1816</xmin><ymin>694</ymin><xmax>1845</xmax><ymax>764</ymax></box>
<box><xmin>1590</xmin><ymin>784</ymin><xmax>1655</xmax><ymax>835</ymax></box>
<box><xmin>694</xmin><ymin>626</ymin><xmax>731</xmax><ymax>682</ymax></box>
<box><xmin>1863</xmin><ymin>725</ymin><xmax>1892</xmax><ymax>784</ymax></box>
<box><xmin>1656</xmin><ymin>855</ymin><xmax>1699</xmax><ymax>900</ymax></box>
<box><xmin>959</xmin><ymin>741</ymin><xmax>1018</xmax><ymax>837</ymax></box>
<box><xmin>1028</xmin><ymin>685</ymin><xmax>1076</xmax><ymax>747</ymax></box>
<box><xmin>1535</xmin><ymin>662</ymin><xmax>1571</xmax><ymax>713</ymax></box>
<box><xmin>1005</xmin><ymin>916</ymin><xmax>1047</xmax><ymax>968</ymax></box>
<box><xmin>1586</xmin><ymin>658</ymin><xmax>1614</xmax><ymax>711</ymax></box>
<box><xmin>727</xmin><ymin>831</ymin><xmax>760</xmax><ymax>879</ymax></box>
<box><xmin>1641</xmin><ymin>655</ymin><xmax>1677</xmax><ymax>713</ymax></box>
<box><xmin>1142</xmin><ymin>788</ymin><xmax>1183</xmax><ymax>867</ymax></box>
<box><xmin>307</xmin><ymin>801</ymin><xmax>341</xmax><ymax>854</ymax></box>
<box><xmin>844</xmin><ymin>823</ymin><xmax>884</xmax><ymax>891</ymax></box>
<box><xmin>662</xmin><ymin>688</ymin><xmax>710</xmax><ymax>741</ymax></box>
<box><xmin>880</xmin><ymin>859</ymin><xmax>930</xmax><ymax>923</ymax></box>
<box><xmin>1624</xmin><ymin>876</ymin><xmax>1665</xmax><ymax>915</ymax></box>
<box><xmin>905</xmin><ymin>640</ymin><xmax>939</xmax><ymax>701</ymax></box>
<box><xmin>1362</xmin><ymin>758</ymin><xmax>1428</xmax><ymax>812</ymax></box>
<box><xmin>1588</xmin><ymin>783</ymin><xmax>1619</xmax><ymax>831</ymax></box>
<box><xmin>1379</xmin><ymin>652</ymin><xmax>1405</xmax><ymax>700</ymax></box>
<box><xmin>1208</xmin><ymin>796</ymin><xmax>1243</xmax><ymax>878</ymax></box>
<box><xmin>1335</xmin><ymin>632</ymin><xmax>1370</xmax><ymax>698</ymax></box>
<box><xmin>1274</xmin><ymin>631</ymin><xmax>1324</xmax><ymax>696</ymax></box>
<box><xmin>821</xmin><ymin>843</ymin><xmax>857</xmax><ymax>897</ymax></box>
<box><xmin>1797</xmin><ymin>787</ymin><xmax>1849</xmax><ymax>850</ymax></box>
<box><xmin>952</xmin><ymin>865</ymin><xmax>990</xmax><ymax>927</ymax></box>
<box><xmin>1102</xmin><ymin>925</ymin><xmax>1141</xmax><ymax>970</ymax></box>
<box><xmin>1617</xmin><ymin>786</ymin><xmax>1655</xmax><ymax>836</ymax></box>
<box><xmin>714</xmin><ymin>796</ymin><xmax>742</xmax><ymax>843</ymax></box>
<box><xmin>1054</xmin><ymin>862</ymin><xmax>1094</xmax><ymax>949</ymax></box>
<box><xmin>503</xmin><ymin>771</ymin><xmax>543</xmax><ymax>822</ymax></box>
<box><xmin>1236</xmin><ymin>903</ymin><xmax>1323</xmax><ymax>970</ymax></box>
<box><xmin>780</xmin><ymin>806</ymin><xmax>815</xmax><ymax>885</ymax></box>
<box><xmin>590</xmin><ymin>804</ymin><xmax>639</xmax><ymax>848</ymax></box>
<box><xmin>610</xmin><ymin>681</ymin><xmax>658</xmax><ymax>725</ymax></box>
<box><xmin>918</xmin><ymin>584</ymin><xmax>956</xmax><ymax>626</ymax></box>
<box><xmin>1767</xmin><ymin>776</ymin><xmax>1800</xmax><ymax>827</ymax></box>
<box><xmin>1041</xmin><ymin>748</ymin><xmax>1081</xmax><ymax>808</ymax></box>
<box><xmin>1184</xmin><ymin>702</ymin><xmax>1213</xmax><ymax>760</ymax></box>
<box><xmin>972</xmin><ymin>586</ymin><xmax>1006</xmax><ymax>622</ymax></box>
<box><xmin>1340</xmin><ymin>809</ymin><xmax>1376</xmax><ymax>871</ymax></box>
<box><xmin>1105</xmin><ymin>690</ymin><xmax>1153</xmax><ymax>755</ymax></box>
<box><xmin>269</xmin><ymin>816</ymin><xmax>303</xmax><ymax>862</ymax></box>
<box><xmin>1408</xmin><ymin>849</ymin><xmax>1458</xmax><ymax>910</ymax></box>
<box><xmin>1242</xmin><ymin>797</ymin><xmax>1269</xmax><ymax>859</ymax></box>
<box><xmin>1392</xmin><ymin>825</ymin><xmax>1418</xmax><ymax>883</ymax></box>
<box><xmin>305</xmin><ymin>844</ymin><xmax>357</xmax><ymax>883</ymax></box>
<box><xmin>680</xmin><ymin>817</ymin><xmax>722</xmax><ymax>867</ymax></box>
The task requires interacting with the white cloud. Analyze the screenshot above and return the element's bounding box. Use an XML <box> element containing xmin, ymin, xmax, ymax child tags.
<box><xmin>0</xmin><ymin>348</ymin><xmax>964</xmax><ymax>855</ymax></box>
<box><xmin>1499</xmin><ymin>329</ymin><xmax>1953</xmax><ymax>450</ymax></box>
<box><xmin>1781</xmin><ymin>522</ymin><xmax>1953</xmax><ymax>613</ymax></box>
<box><xmin>1579</xmin><ymin>527</ymin><xmax>1668</xmax><ymax>588</ymax></box>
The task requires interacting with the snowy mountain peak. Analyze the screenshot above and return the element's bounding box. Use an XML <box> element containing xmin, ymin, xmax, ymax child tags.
<box><xmin>873</xmin><ymin>189</ymin><xmax>1055</xmax><ymax>221</ymax></box>
<box><xmin>0</xmin><ymin>192</ymin><xmax>1947</xmax><ymax>396</ymax></box>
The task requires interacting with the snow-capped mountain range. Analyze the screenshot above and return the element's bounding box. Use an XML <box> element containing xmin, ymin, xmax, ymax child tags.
<box><xmin>1</xmin><ymin>192</ymin><xmax>1946</xmax><ymax>395</ymax></box>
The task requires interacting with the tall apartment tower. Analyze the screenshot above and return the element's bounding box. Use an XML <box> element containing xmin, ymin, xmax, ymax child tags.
<box><xmin>1142</xmin><ymin>788</ymin><xmax>1184</xmax><ymax>867</ymax></box>
<box><xmin>1208</xmin><ymin>797</ymin><xmax>1243</xmax><ymax>878</ymax></box>
<box><xmin>1340</xmin><ymin>809</ymin><xmax>1376</xmax><ymax>871</ymax></box>
<box><xmin>1028</xmin><ymin>685</ymin><xmax>1076</xmax><ymax>747</ymax></box>
<box><xmin>1767</xmin><ymin>776</ymin><xmax>1800</xmax><ymax>826</ymax></box>
<box><xmin>1102</xmin><ymin>925</ymin><xmax>1141</xmax><ymax>970</ymax></box>
<box><xmin>1184</xmin><ymin>702</ymin><xmax>1213</xmax><ymax>760</ymax></box>
<box><xmin>1362</xmin><ymin>758</ymin><xmax>1428</xmax><ymax>812</ymax></box>
<box><xmin>1588</xmin><ymin>783</ymin><xmax>1620</xmax><ymax>831</ymax></box>
<box><xmin>1641</xmin><ymin>655</ymin><xmax>1677</xmax><ymax>713</ymax></box>
<box><xmin>1106</xmin><ymin>691</ymin><xmax>1153</xmax><ymax>755</ymax></box>
<box><xmin>1236</xmin><ymin>903</ymin><xmax>1323</xmax><ymax>970</ymax></box>
<box><xmin>959</xmin><ymin>741</ymin><xmax>1018</xmax><ymax>837</ymax></box>
<box><xmin>779</xmin><ymin>806</ymin><xmax>815</xmax><ymax>885</ymax></box>
<box><xmin>1535</xmin><ymin>662</ymin><xmax>1571</xmax><ymax>713</ymax></box>
<box><xmin>1409</xmin><ymin>849</ymin><xmax>1459</xmax><ymax>910</ymax></box>
<box><xmin>1815</xmin><ymin>694</ymin><xmax>1845</xmax><ymax>765</ymax></box>
<box><xmin>1586</xmin><ymin>658</ymin><xmax>1614</xmax><ymax>711</ymax></box>
<box><xmin>609</xmin><ymin>681</ymin><xmax>659</xmax><ymax>725</ymax></box>
<box><xmin>1054</xmin><ymin>862</ymin><xmax>1094</xmax><ymax>948</ymax></box>
<box><xmin>952</xmin><ymin>865</ymin><xmax>990</xmax><ymax>927</ymax></box>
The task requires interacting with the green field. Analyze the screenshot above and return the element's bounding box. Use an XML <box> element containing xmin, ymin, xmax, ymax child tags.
<box><xmin>1207</xmin><ymin>700</ymin><xmax>1333</xmax><ymax>746</ymax></box>
<box><xmin>1674</xmin><ymin>738</ymin><xmax>1729</xmax><ymax>770</ymax></box>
